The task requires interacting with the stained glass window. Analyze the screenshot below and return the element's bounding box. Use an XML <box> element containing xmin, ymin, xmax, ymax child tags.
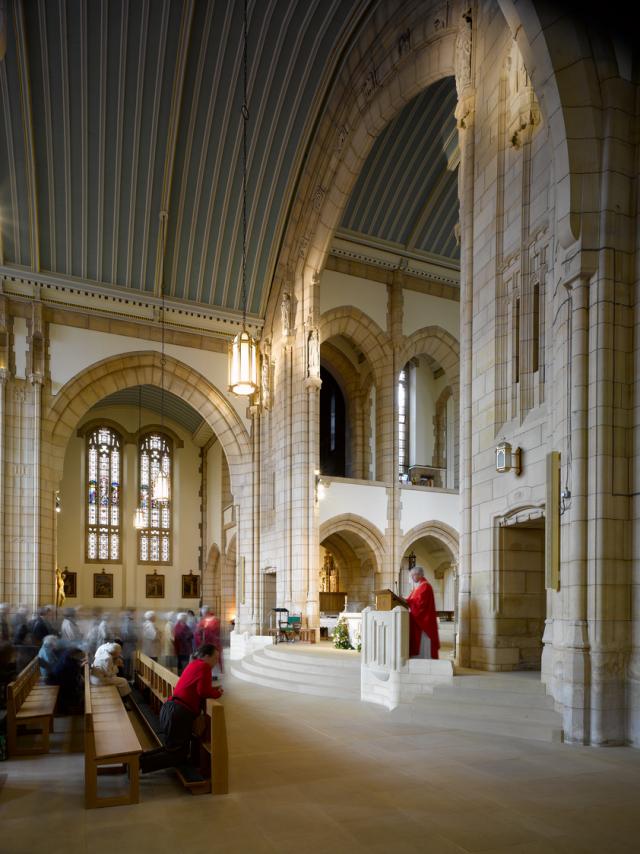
<box><xmin>398</xmin><ymin>366</ymin><xmax>410</xmax><ymax>479</ymax></box>
<box><xmin>86</xmin><ymin>427</ymin><xmax>121</xmax><ymax>562</ymax></box>
<box><xmin>138</xmin><ymin>432</ymin><xmax>172</xmax><ymax>564</ymax></box>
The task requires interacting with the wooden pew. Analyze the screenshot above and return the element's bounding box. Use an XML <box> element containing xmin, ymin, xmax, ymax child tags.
<box><xmin>84</xmin><ymin>663</ymin><xmax>142</xmax><ymax>808</ymax></box>
<box><xmin>134</xmin><ymin>651</ymin><xmax>229</xmax><ymax>795</ymax></box>
<box><xmin>6</xmin><ymin>656</ymin><xmax>59</xmax><ymax>756</ymax></box>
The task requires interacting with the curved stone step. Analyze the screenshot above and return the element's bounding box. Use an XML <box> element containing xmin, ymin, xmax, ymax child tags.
<box><xmin>230</xmin><ymin>658</ymin><xmax>360</xmax><ymax>700</ymax></box>
<box><xmin>262</xmin><ymin>644</ymin><xmax>360</xmax><ymax>670</ymax></box>
<box><xmin>241</xmin><ymin>652</ymin><xmax>358</xmax><ymax>689</ymax></box>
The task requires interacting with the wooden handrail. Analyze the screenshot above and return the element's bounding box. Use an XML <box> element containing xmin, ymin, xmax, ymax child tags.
<box><xmin>134</xmin><ymin>651</ymin><xmax>229</xmax><ymax>794</ymax></box>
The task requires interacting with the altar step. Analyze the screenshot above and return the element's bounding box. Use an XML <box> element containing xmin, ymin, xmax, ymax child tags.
<box><xmin>399</xmin><ymin>671</ymin><xmax>563</xmax><ymax>743</ymax></box>
<box><xmin>230</xmin><ymin>644</ymin><xmax>361</xmax><ymax>700</ymax></box>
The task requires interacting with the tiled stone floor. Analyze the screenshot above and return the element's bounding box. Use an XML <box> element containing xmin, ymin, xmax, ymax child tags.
<box><xmin>2</xmin><ymin>673</ymin><xmax>640</xmax><ymax>853</ymax></box>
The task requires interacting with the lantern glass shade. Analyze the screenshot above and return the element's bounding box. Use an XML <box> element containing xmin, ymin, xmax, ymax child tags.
<box><xmin>496</xmin><ymin>441</ymin><xmax>512</xmax><ymax>473</ymax></box>
<box><xmin>133</xmin><ymin>507</ymin><xmax>145</xmax><ymax>529</ymax></box>
<box><xmin>229</xmin><ymin>329</ymin><xmax>258</xmax><ymax>396</ymax></box>
<box><xmin>152</xmin><ymin>472</ymin><xmax>170</xmax><ymax>503</ymax></box>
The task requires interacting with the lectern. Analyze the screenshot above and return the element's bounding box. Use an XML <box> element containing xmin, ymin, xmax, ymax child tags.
<box><xmin>375</xmin><ymin>589</ymin><xmax>408</xmax><ymax>611</ymax></box>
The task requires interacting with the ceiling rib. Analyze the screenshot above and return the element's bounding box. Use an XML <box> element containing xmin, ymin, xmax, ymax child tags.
<box><xmin>140</xmin><ymin>0</ymin><xmax>169</xmax><ymax>294</ymax></box>
<box><xmin>124</xmin><ymin>0</ymin><xmax>148</xmax><ymax>290</ymax></box>
<box><xmin>222</xmin><ymin>0</ymin><xmax>286</xmax><ymax>311</ymax></box>
<box><xmin>59</xmin><ymin>0</ymin><xmax>72</xmax><ymax>275</ymax></box>
<box><xmin>192</xmin><ymin>2</ymin><xmax>230</xmax><ymax>305</ymax></box>
<box><xmin>180</xmin><ymin>1</ymin><xmax>220</xmax><ymax>304</ymax></box>
<box><xmin>154</xmin><ymin>0</ymin><xmax>195</xmax><ymax>299</ymax></box>
<box><xmin>110</xmin><ymin>2</ymin><xmax>127</xmax><ymax>285</ymax></box>
<box><xmin>97</xmin><ymin>0</ymin><xmax>108</xmax><ymax>283</ymax></box>
<box><xmin>245</xmin><ymin>0</ymin><xmax>325</xmax><ymax>315</ymax></box>
<box><xmin>0</xmin><ymin>39</ymin><xmax>19</xmax><ymax>264</ymax></box>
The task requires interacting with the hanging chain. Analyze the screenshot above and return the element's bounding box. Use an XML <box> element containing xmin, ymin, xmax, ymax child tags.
<box><xmin>241</xmin><ymin>0</ymin><xmax>248</xmax><ymax>329</ymax></box>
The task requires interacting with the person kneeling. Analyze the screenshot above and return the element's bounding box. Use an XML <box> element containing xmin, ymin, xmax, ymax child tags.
<box><xmin>90</xmin><ymin>641</ymin><xmax>133</xmax><ymax>709</ymax></box>
<box><xmin>140</xmin><ymin>644</ymin><xmax>223</xmax><ymax>774</ymax></box>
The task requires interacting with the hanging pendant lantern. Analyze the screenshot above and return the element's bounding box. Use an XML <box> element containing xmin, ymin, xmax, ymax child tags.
<box><xmin>228</xmin><ymin>0</ymin><xmax>259</xmax><ymax>397</ymax></box>
<box><xmin>229</xmin><ymin>329</ymin><xmax>258</xmax><ymax>396</ymax></box>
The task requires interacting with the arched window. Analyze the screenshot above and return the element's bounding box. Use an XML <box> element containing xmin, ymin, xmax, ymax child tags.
<box><xmin>398</xmin><ymin>365</ymin><xmax>410</xmax><ymax>479</ymax></box>
<box><xmin>138</xmin><ymin>432</ymin><xmax>172</xmax><ymax>564</ymax></box>
<box><xmin>86</xmin><ymin>426</ymin><xmax>121</xmax><ymax>562</ymax></box>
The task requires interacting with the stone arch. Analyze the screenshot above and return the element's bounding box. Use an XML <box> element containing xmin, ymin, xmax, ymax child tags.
<box><xmin>497</xmin><ymin>0</ymin><xmax>602</xmax><ymax>249</ymax></box>
<box><xmin>399</xmin><ymin>326</ymin><xmax>460</xmax><ymax>488</ymax></box>
<box><xmin>319</xmin><ymin>513</ymin><xmax>386</xmax><ymax>576</ymax></box>
<box><xmin>399</xmin><ymin>326</ymin><xmax>460</xmax><ymax>390</ymax></box>
<box><xmin>46</xmin><ymin>350</ymin><xmax>250</xmax><ymax>487</ymax></box>
<box><xmin>39</xmin><ymin>351</ymin><xmax>251</xmax><ymax>602</ymax></box>
<box><xmin>319</xmin><ymin>306</ymin><xmax>391</xmax><ymax>388</ymax></box>
<box><xmin>400</xmin><ymin>520</ymin><xmax>459</xmax><ymax>563</ymax></box>
<box><xmin>264</xmin><ymin>10</ymin><xmax>460</xmax><ymax>330</ymax></box>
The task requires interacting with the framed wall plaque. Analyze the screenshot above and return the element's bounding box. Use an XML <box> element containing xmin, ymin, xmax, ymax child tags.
<box><xmin>62</xmin><ymin>570</ymin><xmax>77</xmax><ymax>598</ymax></box>
<box><xmin>146</xmin><ymin>573</ymin><xmax>165</xmax><ymax>599</ymax></box>
<box><xmin>93</xmin><ymin>571</ymin><xmax>114</xmax><ymax>599</ymax></box>
<box><xmin>182</xmin><ymin>573</ymin><xmax>200</xmax><ymax>599</ymax></box>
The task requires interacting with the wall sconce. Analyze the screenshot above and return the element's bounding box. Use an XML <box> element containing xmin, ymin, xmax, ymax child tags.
<box><xmin>315</xmin><ymin>470</ymin><xmax>329</xmax><ymax>502</ymax></box>
<box><xmin>496</xmin><ymin>440</ymin><xmax>522</xmax><ymax>475</ymax></box>
<box><xmin>55</xmin><ymin>491</ymin><xmax>62</xmax><ymax>513</ymax></box>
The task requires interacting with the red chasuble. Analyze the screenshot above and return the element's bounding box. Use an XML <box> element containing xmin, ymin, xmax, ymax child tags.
<box><xmin>406</xmin><ymin>578</ymin><xmax>440</xmax><ymax>659</ymax></box>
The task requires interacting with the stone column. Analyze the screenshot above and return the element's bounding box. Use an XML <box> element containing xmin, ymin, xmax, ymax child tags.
<box><xmin>454</xmin><ymin>92</ymin><xmax>475</xmax><ymax>667</ymax></box>
<box><xmin>557</xmin><ymin>276</ymin><xmax>591</xmax><ymax>743</ymax></box>
<box><xmin>382</xmin><ymin>276</ymin><xmax>402</xmax><ymax>589</ymax></box>
<box><xmin>30</xmin><ymin>373</ymin><xmax>43</xmax><ymax>607</ymax></box>
<box><xmin>0</xmin><ymin>368</ymin><xmax>6</xmax><ymax>599</ymax></box>
<box><xmin>588</xmin><ymin>257</ymin><xmax>627</xmax><ymax>745</ymax></box>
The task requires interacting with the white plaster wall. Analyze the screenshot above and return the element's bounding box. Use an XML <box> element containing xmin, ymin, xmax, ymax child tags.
<box><xmin>320</xmin><ymin>269</ymin><xmax>388</xmax><ymax>332</ymax></box>
<box><xmin>403</xmin><ymin>290</ymin><xmax>460</xmax><ymax>340</ymax></box>
<box><xmin>411</xmin><ymin>356</ymin><xmax>438</xmax><ymax>466</ymax></box>
<box><xmin>319</xmin><ymin>481</ymin><xmax>387</xmax><ymax>535</ymax></box>
<box><xmin>57</xmin><ymin>404</ymin><xmax>202</xmax><ymax>609</ymax></box>
<box><xmin>400</xmin><ymin>487</ymin><xmax>459</xmax><ymax>535</ymax></box>
<box><xmin>47</xmin><ymin>323</ymin><xmax>248</xmax><ymax>427</ymax></box>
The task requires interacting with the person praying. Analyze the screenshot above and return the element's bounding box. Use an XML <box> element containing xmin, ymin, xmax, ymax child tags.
<box><xmin>406</xmin><ymin>566</ymin><xmax>440</xmax><ymax>659</ymax></box>
<box><xmin>139</xmin><ymin>643</ymin><xmax>223</xmax><ymax>775</ymax></box>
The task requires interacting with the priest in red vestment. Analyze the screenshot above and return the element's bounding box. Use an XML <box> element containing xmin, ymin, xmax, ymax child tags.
<box><xmin>406</xmin><ymin>567</ymin><xmax>440</xmax><ymax>659</ymax></box>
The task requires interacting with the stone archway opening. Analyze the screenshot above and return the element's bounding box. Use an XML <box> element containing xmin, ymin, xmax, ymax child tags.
<box><xmin>494</xmin><ymin>513</ymin><xmax>546</xmax><ymax>672</ymax></box>
<box><xmin>41</xmin><ymin>351</ymin><xmax>250</xmax><ymax>609</ymax></box>
<box><xmin>320</xmin><ymin>336</ymin><xmax>376</xmax><ymax>480</ymax></box>
<box><xmin>401</xmin><ymin>534</ymin><xmax>457</xmax><ymax>660</ymax></box>
<box><xmin>319</xmin><ymin>527</ymin><xmax>380</xmax><ymax>634</ymax></box>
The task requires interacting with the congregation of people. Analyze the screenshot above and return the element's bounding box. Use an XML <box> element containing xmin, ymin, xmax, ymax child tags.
<box><xmin>0</xmin><ymin>603</ymin><xmax>225</xmax><ymax>726</ymax></box>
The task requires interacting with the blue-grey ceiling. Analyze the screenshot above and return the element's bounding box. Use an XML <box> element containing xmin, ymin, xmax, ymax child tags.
<box><xmin>340</xmin><ymin>77</ymin><xmax>460</xmax><ymax>261</ymax></box>
<box><xmin>92</xmin><ymin>384</ymin><xmax>204</xmax><ymax>436</ymax></box>
<box><xmin>0</xmin><ymin>0</ymin><xmax>369</xmax><ymax>317</ymax></box>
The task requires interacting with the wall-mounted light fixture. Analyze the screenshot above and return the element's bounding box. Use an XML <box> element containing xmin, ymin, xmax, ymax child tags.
<box><xmin>315</xmin><ymin>470</ymin><xmax>329</xmax><ymax>502</ymax></box>
<box><xmin>55</xmin><ymin>491</ymin><xmax>62</xmax><ymax>513</ymax></box>
<box><xmin>496</xmin><ymin>440</ymin><xmax>522</xmax><ymax>476</ymax></box>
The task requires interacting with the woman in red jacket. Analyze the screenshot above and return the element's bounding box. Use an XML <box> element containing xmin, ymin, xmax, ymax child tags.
<box><xmin>140</xmin><ymin>643</ymin><xmax>223</xmax><ymax>774</ymax></box>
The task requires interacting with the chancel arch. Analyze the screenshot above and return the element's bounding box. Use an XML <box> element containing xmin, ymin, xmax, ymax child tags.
<box><xmin>319</xmin><ymin>514</ymin><xmax>385</xmax><ymax>613</ymax></box>
<box><xmin>42</xmin><ymin>351</ymin><xmax>251</xmax><ymax>604</ymax></box>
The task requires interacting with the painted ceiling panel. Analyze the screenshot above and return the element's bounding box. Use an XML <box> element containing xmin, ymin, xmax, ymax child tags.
<box><xmin>340</xmin><ymin>76</ymin><xmax>460</xmax><ymax>262</ymax></box>
<box><xmin>0</xmin><ymin>3</ymin><xmax>31</xmax><ymax>267</ymax></box>
<box><xmin>2</xmin><ymin>0</ymin><xmax>437</xmax><ymax>319</ymax></box>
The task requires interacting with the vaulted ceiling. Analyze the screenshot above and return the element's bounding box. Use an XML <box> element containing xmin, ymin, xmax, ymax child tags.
<box><xmin>339</xmin><ymin>76</ymin><xmax>460</xmax><ymax>262</ymax></box>
<box><xmin>0</xmin><ymin>0</ymin><xmax>460</xmax><ymax>325</ymax></box>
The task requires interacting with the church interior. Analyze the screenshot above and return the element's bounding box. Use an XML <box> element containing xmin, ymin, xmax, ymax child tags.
<box><xmin>1</xmin><ymin>0</ymin><xmax>640</xmax><ymax>851</ymax></box>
